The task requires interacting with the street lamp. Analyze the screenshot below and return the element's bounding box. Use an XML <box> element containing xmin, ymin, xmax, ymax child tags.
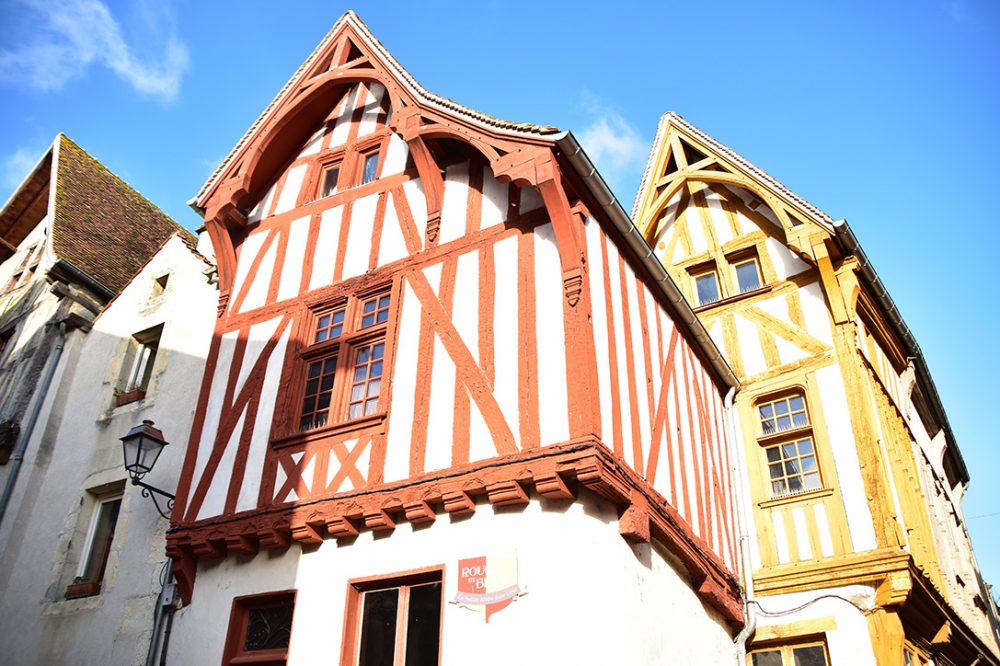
<box><xmin>120</xmin><ymin>420</ymin><xmax>175</xmax><ymax>519</ymax></box>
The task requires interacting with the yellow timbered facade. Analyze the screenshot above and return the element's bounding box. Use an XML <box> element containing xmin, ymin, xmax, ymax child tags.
<box><xmin>633</xmin><ymin>113</ymin><xmax>1000</xmax><ymax>666</ymax></box>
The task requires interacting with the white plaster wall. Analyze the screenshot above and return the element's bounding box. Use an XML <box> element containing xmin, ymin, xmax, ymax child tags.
<box><xmin>0</xmin><ymin>236</ymin><xmax>218</xmax><ymax>665</ymax></box>
<box><xmin>814</xmin><ymin>364</ymin><xmax>877</xmax><ymax>553</ymax></box>
<box><xmin>168</xmin><ymin>493</ymin><xmax>738</xmax><ymax>666</ymax></box>
<box><xmin>753</xmin><ymin>584</ymin><xmax>878</xmax><ymax>666</ymax></box>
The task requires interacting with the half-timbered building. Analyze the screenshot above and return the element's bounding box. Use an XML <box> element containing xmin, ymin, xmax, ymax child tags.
<box><xmin>165</xmin><ymin>12</ymin><xmax>746</xmax><ymax>665</ymax></box>
<box><xmin>633</xmin><ymin>112</ymin><xmax>1000</xmax><ymax>665</ymax></box>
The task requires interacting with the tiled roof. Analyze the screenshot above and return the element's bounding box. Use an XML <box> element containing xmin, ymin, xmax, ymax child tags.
<box><xmin>195</xmin><ymin>11</ymin><xmax>560</xmax><ymax>207</ymax></box>
<box><xmin>52</xmin><ymin>135</ymin><xmax>192</xmax><ymax>294</ymax></box>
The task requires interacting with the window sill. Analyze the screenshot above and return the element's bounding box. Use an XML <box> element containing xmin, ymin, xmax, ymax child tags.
<box><xmin>115</xmin><ymin>389</ymin><xmax>146</xmax><ymax>407</ymax></box>
<box><xmin>693</xmin><ymin>284</ymin><xmax>772</xmax><ymax>312</ymax></box>
<box><xmin>64</xmin><ymin>581</ymin><xmax>102</xmax><ymax>599</ymax></box>
<box><xmin>757</xmin><ymin>487</ymin><xmax>833</xmax><ymax>509</ymax></box>
<box><xmin>271</xmin><ymin>412</ymin><xmax>386</xmax><ymax>449</ymax></box>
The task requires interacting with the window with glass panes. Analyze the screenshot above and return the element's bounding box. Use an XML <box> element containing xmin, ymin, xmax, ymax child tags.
<box><xmin>361</xmin><ymin>151</ymin><xmax>380</xmax><ymax>185</ymax></box>
<box><xmin>749</xmin><ymin>642</ymin><xmax>828</xmax><ymax>666</ymax></box>
<box><xmin>757</xmin><ymin>393</ymin><xmax>821</xmax><ymax>498</ymax></box>
<box><xmin>733</xmin><ymin>257</ymin><xmax>762</xmax><ymax>293</ymax></box>
<box><xmin>223</xmin><ymin>591</ymin><xmax>296</xmax><ymax>666</ymax></box>
<box><xmin>694</xmin><ymin>270</ymin><xmax>720</xmax><ymax>305</ymax></box>
<box><xmin>321</xmin><ymin>165</ymin><xmax>341</xmax><ymax>198</ymax></box>
<box><xmin>344</xmin><ymin>570</ymin><xmax>442</xmax><ymax>666</ymax></box>
<box><xmin>298</xmin><ymin>289</ymin><xmax>392</xmax><ymax>432</ymax></box>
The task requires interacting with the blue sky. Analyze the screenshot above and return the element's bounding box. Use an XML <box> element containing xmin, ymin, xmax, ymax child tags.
<box><xmin>1</xmin><ymin>1</ymin><xmax>998</xmax><ymax>586</ymax></box>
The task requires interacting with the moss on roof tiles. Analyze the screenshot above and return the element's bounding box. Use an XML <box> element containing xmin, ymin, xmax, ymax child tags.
<box><xmin>51</xmin><ymin>135</ymin><xmax>193</xmax><ymax>294</ymax></box>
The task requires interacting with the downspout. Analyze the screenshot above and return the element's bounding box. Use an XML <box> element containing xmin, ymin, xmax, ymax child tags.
<box><xmin>725</xmin><ymin>386</ymin><xmax>757</xmax><ymax>662</ymax></box>
<box><xmin>145</xmin><ymin>557</ymin><xmax>179</xmax><ymax>666</ymax></box>
<box><xmin>0</xmin><ymin>321</ymin><xmax>67</xmax><ymax>532</ymax></box>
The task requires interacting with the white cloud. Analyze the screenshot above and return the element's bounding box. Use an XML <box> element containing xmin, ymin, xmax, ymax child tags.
<box><xmin>0</xmin><ymin>0</ymin><xmax>188</xmax><ymax>102</ymax></box>
<box><xmin>2</xmin><ymin>146</ymin><xmax>45</xmax><ymax>192</ymax></box>
<box><xmin>578</xmin><ymin>97</ymin><xmax>648</xmax><ymax>200</ymax></box>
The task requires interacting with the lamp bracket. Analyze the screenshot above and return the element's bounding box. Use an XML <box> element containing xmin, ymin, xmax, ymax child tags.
<box><xmin>132</xmin><ymin>478</ymin><xmax>175</xmax><ymax>520</ymax></box>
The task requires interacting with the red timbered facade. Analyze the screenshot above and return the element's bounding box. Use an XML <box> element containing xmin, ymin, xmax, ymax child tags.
<box><xmin>168</xmin><ymin>10</ymin><xmax>743</xmax><ymax>640</ymax></box>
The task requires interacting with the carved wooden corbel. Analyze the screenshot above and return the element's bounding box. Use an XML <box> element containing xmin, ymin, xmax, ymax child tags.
<box><xmin>394</xmin><ymin>110</ymin><xmax>445</xmax><ymax>247</ymax></box>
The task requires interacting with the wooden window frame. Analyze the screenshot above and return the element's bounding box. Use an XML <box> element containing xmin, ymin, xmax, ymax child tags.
<box><xmin>731</xmin><ymin>253</ymin><xmax>763</xmax><ymax>294</ymax></box>
<box><xmin>65</xmin><ymin>484</ymin><xmax>124</xmax><ymax>599</ymax></box>
<box><xmin>755</xmin><ymin>390</ymin><xmax>824</xmax><ymax>499</ymax></box>
<box><xmin>747</xmin><ymin>639</ymin><xmax>829</xmax><ymax>666</ymax></box>
<box><xmin>340</xmin><ymin>566</ymin><xmax>444</xmax><ymax>666</ymax></box>
<box><xmin>359</xmin><ymin>149</ymin><xmax>381</xmax><ymax>186</ymax></box>
<box><xmin>313</xmin><ymin>150</ymin><xmax>347</xmax><ymax>202</ymax></box>
<box><xmin>691</xmin><ymin>264</ymin><xmax>721</xmax><ymax>306</ymax></box>
<box><xmin>274</xmin><ymin>281</ymin><xmax>399</xmax><ymax>443</ymax></box>
<box><xmin>222</xmin><ymin>590</ymin><xmax>297</xmax><ymax>666</ymax></box>
<box><xmin>115</xmin><ymin>324</ymin><xmax>163</xmax><ymax>406</ymax></box>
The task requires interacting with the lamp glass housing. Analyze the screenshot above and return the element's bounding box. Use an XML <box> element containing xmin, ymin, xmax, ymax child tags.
<box><xmin>120</xmin><ymin>420</ymin><xmax>168</xmax><ymax>481</ymax></box>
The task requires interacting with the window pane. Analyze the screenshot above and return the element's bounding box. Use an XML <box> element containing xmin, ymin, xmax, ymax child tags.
<box><xmin>769</xmin><ymin>463</ymin><xmax>783</xmax><ymax>479</ymax></box>
<box><xmin>804</xmin><ymin>473</ymin><xmax>821</xmax><ymax>490</ymax></box>
<box><xmin>404</xmin><ymin>582</ymin><xmax>442</xmax><ymax>666</ymax></box>
<box><xmin>766</xmin><ymin>447</ymin><xmax>781</xmax><ymax>462</ymax></box>
<box><xmin>359</xmin><ymin>589</ymin><xmax>398</xmax><ymax>666</ymax></box>
<box><xmin>735</xmin><ymin>260</ymin><xmax>761</xmax><ymax>293</ymax></box>
<box><xmin>322</xmin><ymin>167</ymin><xmax>340</xmax><ymax>197</ymax></box>
<box><xmin>348</xmin><ymin>341</ymin><xmax>384</xmax><ymax>418</ymax></box>
<box><xmin>695</xmin><ymin>273</ymin><xmax>719</xmax><ymax>305</ymax></box>
<box><xmin>301</xmin><ymin>356</ymin><xmax>337</xmax><ymax>431</ymax></box>
<box><xmin>360</xmin><ymin>295</ymin><xmax>391</xmax><ymax>330</ymax></box>
<box><xmin>316</xmin><ymin>309</ymin><xmax>346</xmax><ymax>343</ymax></box>
<box><xmin>82</xmin><ymin>499</ymin><xmax>121</xmax><ymax>582</ymax></box>
<box><xmin>362</xmin><ymin>153</ymin><xmax>379</xmax><ymax>184</ymax></box>
<box><xmin>244</xmin><ymin>603</ymin><xmax>294</xmax><ymax>652</ymax></box>
<box><xmin>751</xmin><ymin>649</ymin><xmax>784</xmax><ymax>666</ymax></box>
<box><xmin>793</xmin><ymin>645</ymin><xmax>829</xmax><ymax>666</ymax></box>
<box><xmin>771</xmin><ymin>480</ymin><xmax>787</xmax><ymax>495</ymax></box>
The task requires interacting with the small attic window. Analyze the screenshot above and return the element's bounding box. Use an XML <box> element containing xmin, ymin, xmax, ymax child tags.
<box><xmin>361</xmin><ymin>152</ymin><xmax>380</xmax><ymax>185</ymax></box>
<box><xmin>152</xmin><ymin>274</ymin><xmax>169</xmax><ymax>297</ymax></box>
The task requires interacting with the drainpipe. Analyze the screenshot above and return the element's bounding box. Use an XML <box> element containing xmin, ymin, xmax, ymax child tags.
<box><xmin>0</xmin><ymin>321</ymin><xmax>67</xmax><ymax>532</ymax></box>
<box><xmin>145</xmin><ymin>558</ymin><xmax>179</xmax><ymax>666</ymax></box>
<box><xmin>725</xmin><ymin>386</ymin><xmax>757</xmax><ymax>663</ymax></box>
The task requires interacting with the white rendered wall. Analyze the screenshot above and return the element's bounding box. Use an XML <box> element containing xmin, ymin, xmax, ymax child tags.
<box><xmin>752</xmin><ymin>584</ymin><xmax>878</xmax><ymax>666</ymax></box>
<box><xmin>0</xmin><ymin>235</ymin><xmax>217</xmax><ymax>665</ymax></box>
<box><xmin>168</xmin><ymin>493</ymin><xmax>738</xmax><ymax>666</ymax></box>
